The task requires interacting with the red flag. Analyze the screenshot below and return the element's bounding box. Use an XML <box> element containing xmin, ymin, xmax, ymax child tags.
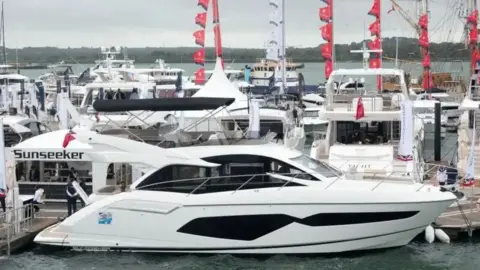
<box><xmin>387</xmin><ymin>5</ymin><xmax>395</xmax><ymax>14</ymax></box>
<box><xmin>355</xmin><ymin>97</ymin><xmax>365</xmax><ymax>120</ymax></box>
<box><xmin>470</xmin><ymin>27</ymin><xmax>478</xmax><ymax>44</ymax></box>
<box><xmin>198</xmin><ymin>0</ymin><xmax>209</xmax><ymax>10</ymax></box>
<box><xmin>368</xmin><ymin>20</ymin><xmax>380</xmax><ymax>36</ymax></box>
<box><xmin>467</xmin><ymin>10</ymin><xmax>478</xmax><ymax>25</ymax></box>
<box><xmin>418</xmin><ymin>14</ymin><xmax>428</xmax><ymax>29</ymax></box>
<box><xmin>319</xmin><ymin>7</ymin><xmax>332</xmax><ymax>22</ymax></box>
<box><xmin>193</xmin><ymin>30</ymin><xmax>205</xmax><ymax>46</ymax></box>
<box><xmin>419</xmin><ymin>30</ymin><xmax>429</xmax><ymax>48</ymax></box>
<box><xmin>368</xmin><ymin>38</ymin><xmax>381</xmax><ymax>50</ymax></box>
<box><xmin>321</xmin><ymin>42</ymin><xmax>332</xmax><ymax>59</ymax></box>
<box><xmin>62</xmin><ymin>131</ymin><xmax>76</xmax><ymax>148</ymax></box>
<box><xmin>212</xmin><ymin>0</ymin><xmax>220</xmax><ymax>23</ymax></box>
<box><xmin>324</xmin><ymin>59</ymin><xmax>333</xmax><ymax>79</ymax></box>
<box><xmin>193</xmin><ymin>48</ymin><xmax>205</xmax><ymax>65</ymax></box>
<box><xmin>369</xmin><ymin>57</ymin><xmax>380</xmax><ymax>69</ymax></box>
<box><xmin>194</xmin><ymin>68</ymin><xmax>206</xmax><ymax>85</ymax></box>
<box><xmin>368</xmin><ymin>0</ymin><xmax>380</xmax><ymax>18</ymax></box>
<box><xmin>422</xmin><ymin>54</ymin><xmax>431</xmax><ymax>68</ymax></box>
<box><xmin>213</xmin><ymin>25</ymin><xmax>223</xmax><ymax>58</ymax></box>
<box><xmin>422</xmin><ymin>70</ymin><xmax>434</xmax><ymax>90</ymax></box>
<box><xmin>320</xmin><ymin>22</ymin><xmax>332</xmax><ymax>42</ymax></box>
<box><xmin>195</xmin><ymin>12</ymin><xmax>207</xmax><ymax>28</ymax></box>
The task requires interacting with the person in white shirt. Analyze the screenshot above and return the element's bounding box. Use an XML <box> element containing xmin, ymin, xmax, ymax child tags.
<box><xmin>32</xmin><ymin>185</ymin><xmax>45</xmax><ymax>213</ymax></box>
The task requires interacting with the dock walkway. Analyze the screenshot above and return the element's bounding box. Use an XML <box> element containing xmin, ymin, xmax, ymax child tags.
<box><xmin>0</xmin><ymin>218</ymin><xmax>57</xmax><ymax>254</ymax></box>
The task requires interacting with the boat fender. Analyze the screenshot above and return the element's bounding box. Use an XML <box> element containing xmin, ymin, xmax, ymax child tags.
<box><xmin>434</xmin><ymin>229</ymin><xmax>450</xmax><ymax>244</ymax></box>
<box><xmin>425</xmin><ymin>225</ymin><xmax>434</xmax><ymax>243</ymax></box>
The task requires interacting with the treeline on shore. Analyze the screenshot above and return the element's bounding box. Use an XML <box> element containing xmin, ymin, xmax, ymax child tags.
<box><xmin>4</xmin><ymin>37</ymin><xmax>471</xmax><ymax>65</ymax></box>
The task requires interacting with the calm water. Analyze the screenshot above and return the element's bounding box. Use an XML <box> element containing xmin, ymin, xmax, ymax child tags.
<box><xmin>2</xmin><ymin>241</ymin><xmax>480</xmax><ymax>270</ymax></box>
<box><xmin>4</xmin><ymin>62</ymin><xmax>469</xmax><ymax>269</ymax></box>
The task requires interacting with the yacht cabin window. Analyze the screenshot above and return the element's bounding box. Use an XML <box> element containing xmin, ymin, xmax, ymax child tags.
<box><xmin>336</xmin><ymin>121</ymin><xmax>400</xmax><ymax>145</ymax></box>
<box><xmin>136</xmin><ymin>154</ymin><xmax>325</xmax><ymax>194</ymax></box>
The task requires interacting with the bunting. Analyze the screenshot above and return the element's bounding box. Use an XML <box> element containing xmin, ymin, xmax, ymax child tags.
<box><xmin>467</xmin><ymin>9</ymin><xmax>479</xmax><ymax>74</ymax></box>
<box><xmin>418</xmin><ymin>12</ymin><xmax>433</xmax><ymax>91</ymax></box>
<box><xmin>320</xmin><ymin>0</ymin><xmax>333</xmax><ymax>79</ymax></box>
<box><xmin>193</xmin><ymin>0</ymin><xmax>210</xmax><ymax>85</ymax></box>
<box><xmin>212</xmin><ymin>0</ymin><xmax>224</xmax><ymax>69</ymax></box>
<box><xmin>367</xmin><ymin>0</ymin><xmax>381</xmax><ymax>90</ymax></box>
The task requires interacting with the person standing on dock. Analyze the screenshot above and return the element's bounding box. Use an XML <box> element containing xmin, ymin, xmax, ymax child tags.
<box><xmin>66</xmin><ymin>179</ymin><xmax>78</xmax><ymax>216</ymax></box>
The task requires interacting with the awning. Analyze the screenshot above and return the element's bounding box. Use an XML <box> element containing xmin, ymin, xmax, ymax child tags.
<box><xmin>93</xmin><ymin>97</ymin><xmax>235</xmax><ymax>112</ymax></box>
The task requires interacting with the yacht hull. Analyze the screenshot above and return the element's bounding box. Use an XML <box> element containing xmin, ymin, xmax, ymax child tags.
<box><xmin>35</xmin><ymin>189</ymin><xmax>454</xmax><ymax>254</ymax></box>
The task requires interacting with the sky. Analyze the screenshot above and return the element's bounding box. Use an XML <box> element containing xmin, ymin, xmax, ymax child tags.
<box><xmin>3</xmin><ymin>0</ymin><xmax>468</xmax><ymax>48</ymax></box>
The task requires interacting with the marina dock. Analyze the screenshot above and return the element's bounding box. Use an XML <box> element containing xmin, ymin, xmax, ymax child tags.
<box><xmin>0</xmin><ymin>218</ymin><xmax>57</xmax><ymax>254</ymax></box>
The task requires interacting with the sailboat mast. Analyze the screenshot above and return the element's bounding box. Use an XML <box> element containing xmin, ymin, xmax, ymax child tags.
<box><xmin>279</xmin><ymin>0</ymin><xmax>287</xmax><ymax>95</ymax></box>
<box><xmin>1</xmin><ymin>1</ymin><xmax>6</xmax><ymax>65</ymax></box>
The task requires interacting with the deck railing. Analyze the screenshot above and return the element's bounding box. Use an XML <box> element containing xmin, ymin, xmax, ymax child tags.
<box><xmin>329</xmin><ymin>93</ymin><xmax>402</xmax><ymax>111</ymax></box>
<box><xmin>0</xmin><ymin>203</ymin><xmax>35</xmax><ymax>256</ymax></box>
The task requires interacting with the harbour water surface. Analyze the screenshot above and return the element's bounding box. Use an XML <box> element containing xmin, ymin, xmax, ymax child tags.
<box><xmin>3</xmin><ymin>241</ymin><xmax>480</xmax><ymax>270</ymax></box>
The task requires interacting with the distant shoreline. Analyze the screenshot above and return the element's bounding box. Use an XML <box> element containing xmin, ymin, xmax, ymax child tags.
<box><xmin>2</xmin><ymin>37</ymin><xmax>472</xmax><ymax>65</ymax></box>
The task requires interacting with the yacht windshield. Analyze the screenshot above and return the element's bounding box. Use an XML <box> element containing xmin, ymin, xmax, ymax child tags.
<box><xmin>290</xmin><ymin>155</ymin><xmax>342</xmax><ymax>178</ymax></box>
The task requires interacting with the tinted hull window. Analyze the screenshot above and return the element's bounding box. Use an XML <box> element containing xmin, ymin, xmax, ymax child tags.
<box><xmin>177</xmin><ymin>211</ymin><xmax>419</xmax><ymax>241</ymax></box>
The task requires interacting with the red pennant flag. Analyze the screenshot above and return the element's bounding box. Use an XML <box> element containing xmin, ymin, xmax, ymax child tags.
<box><xmin>197</xmin><ymin>0</ymin><xmax>209</xmax><ymax>11</ymax></box>
<box><xmin>470</xmin><ymin>27</ymin><xmax>478</xmax><ymax>44</ymax></box>
<box><xmin>468</xmin><ymin>10</ymin><xmax>479</xmax><ymax>25</ymax></box>
<box><xmin>319</xmin><ymin>7</ymin><xmax>332</xmax><ymax>23</ymax></box>
<box><xmin>193</xmin><ymin>30</ymin><xmax>205</xmax><ymax>46</ymax></box>
<box><xmin>213</xmin><ymin>25</ymin><xmax>223</xmax><ymax>58</ymax></box>
<box><xmin>418</xmin><ymin>14</ymin><xmax>428</xmax><ymax>29</ymax></box>
<box><xmin>195</xmin><ymin>12</ymin><xmax>207</xmax><ymax>28</ymax></box>
<box><xmin>355</xmin><ymin>97</ymin><xmax>365</xmax><ymax>120</ymax></box>
<box><xmin>422</xmin><ymin>70</ymin><xmax>434</xmax><ymax>90</ymax></box>
<box><xmin>368</xmin><ymin>38</ymin><xmax>381</xmax><ymax>50</ymax></box>
<box><xmin>368</xmin><ymin>20</ymin><xmax>380</xmax><ymax>36</ymax></box>
<box><xmin>419</xmin><ymin>30</ymin><xmax>429</xmax><ymax>48</ymax></box>
<box><xmin>193</xmin><ymin>48</ymin><xmax>205</xmax><ymax>65</ymax></box>
<box><xmin>325</xmin><ymin>59</ymin><xmax>333</xmax><ymax>79</ymax></box>
<box><xmin>369</xmin><ymin>57</ymin><xmax>380</xmax><ymax>69</ymax></box>
<box><xmin>368</xmin><ymin>0</ymin><xmax>380</xmax><ymax>18</ymax></box>
<box><xmin>321</xmin><ymin>42</ymin><xmax>333</xmax><ymax>59</ymax></box>
<box><xmin>194</xmin><ymin>68</ymin><xmax>206</xmax><ymax>85</ymax></box>
<box><xmin>422</xmin><ymin>54</ymin><xmax>431</xmax><ymax>68</ymax></box>
<box><xmin>320</xmin><ymin>22</ymin><xmax>332</xmax><ymax>42</ymax></box>
<box><xmin>62</xmin><ymin>131</ymin><xmax>76</xmax><ymax>148</ymax></box>
<box><xmin>212</xmin><ymin>0</ymin><xmax>220</xmax><ymax>23</ymax></box>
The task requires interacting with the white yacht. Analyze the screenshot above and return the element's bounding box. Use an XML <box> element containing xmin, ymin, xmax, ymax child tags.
<box><xmin>183</xmin><ymin>58</ymin><xmax>305</xmax><ymax>151</ymax></box>
<box><xmin>310</xmin><ymin>68</ymin><xmax>425</xmax><ymax>180</ymax></box>
<box><xmin>412</xmin><ymin>99</ymin><xmax>447</xmax><ymax>138</ymax></box>
<box><xmin>33</xmin><ymin>130</ymin><xmax>456</xmax><ymax>253</ymax></box>
<box><xmin>414</xmin><ymin>92</ymin><xmax>461</xmax><ymax>132</ymax></box>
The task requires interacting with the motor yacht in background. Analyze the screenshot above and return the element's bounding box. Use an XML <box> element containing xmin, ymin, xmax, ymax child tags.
<box><xmin>412</xmin><ymin>99</ymin><xmax>446</xmax><ymax>138</ymax></box>
<box><xmin>33</xmin><ymin>127</ymin><xmax>456</xmax><ymax>254</ymax></box>
<box><xmin>310</xmin><ymin>67</ymin><xmax>425</xmax><ymax>181</ymax></box>
<box><xmin>413</xmin><ymin>91</ymin><xmax>461</xmax><ymax>132</ymax></box>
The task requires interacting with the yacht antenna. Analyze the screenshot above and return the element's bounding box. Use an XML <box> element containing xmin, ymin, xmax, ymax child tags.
<box><xmin>1</xmin><ymin>1</ymin><xmax>6</xmax><ymax>65</ymax></box>
<box><xmin>279</xmin><ymin>0</ymin><xmax>287</xmax><ymax>95</ymax></box>
<box><xmin>350</xmin><ymin>41</ymin><xmax>382</xmax><ymax>69</ymax></box>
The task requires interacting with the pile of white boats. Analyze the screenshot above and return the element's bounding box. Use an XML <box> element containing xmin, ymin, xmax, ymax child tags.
<box><xmin>0</xmin><ymin>56</ymin><xmax>457</xmax><ymax>254</ymax></box>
